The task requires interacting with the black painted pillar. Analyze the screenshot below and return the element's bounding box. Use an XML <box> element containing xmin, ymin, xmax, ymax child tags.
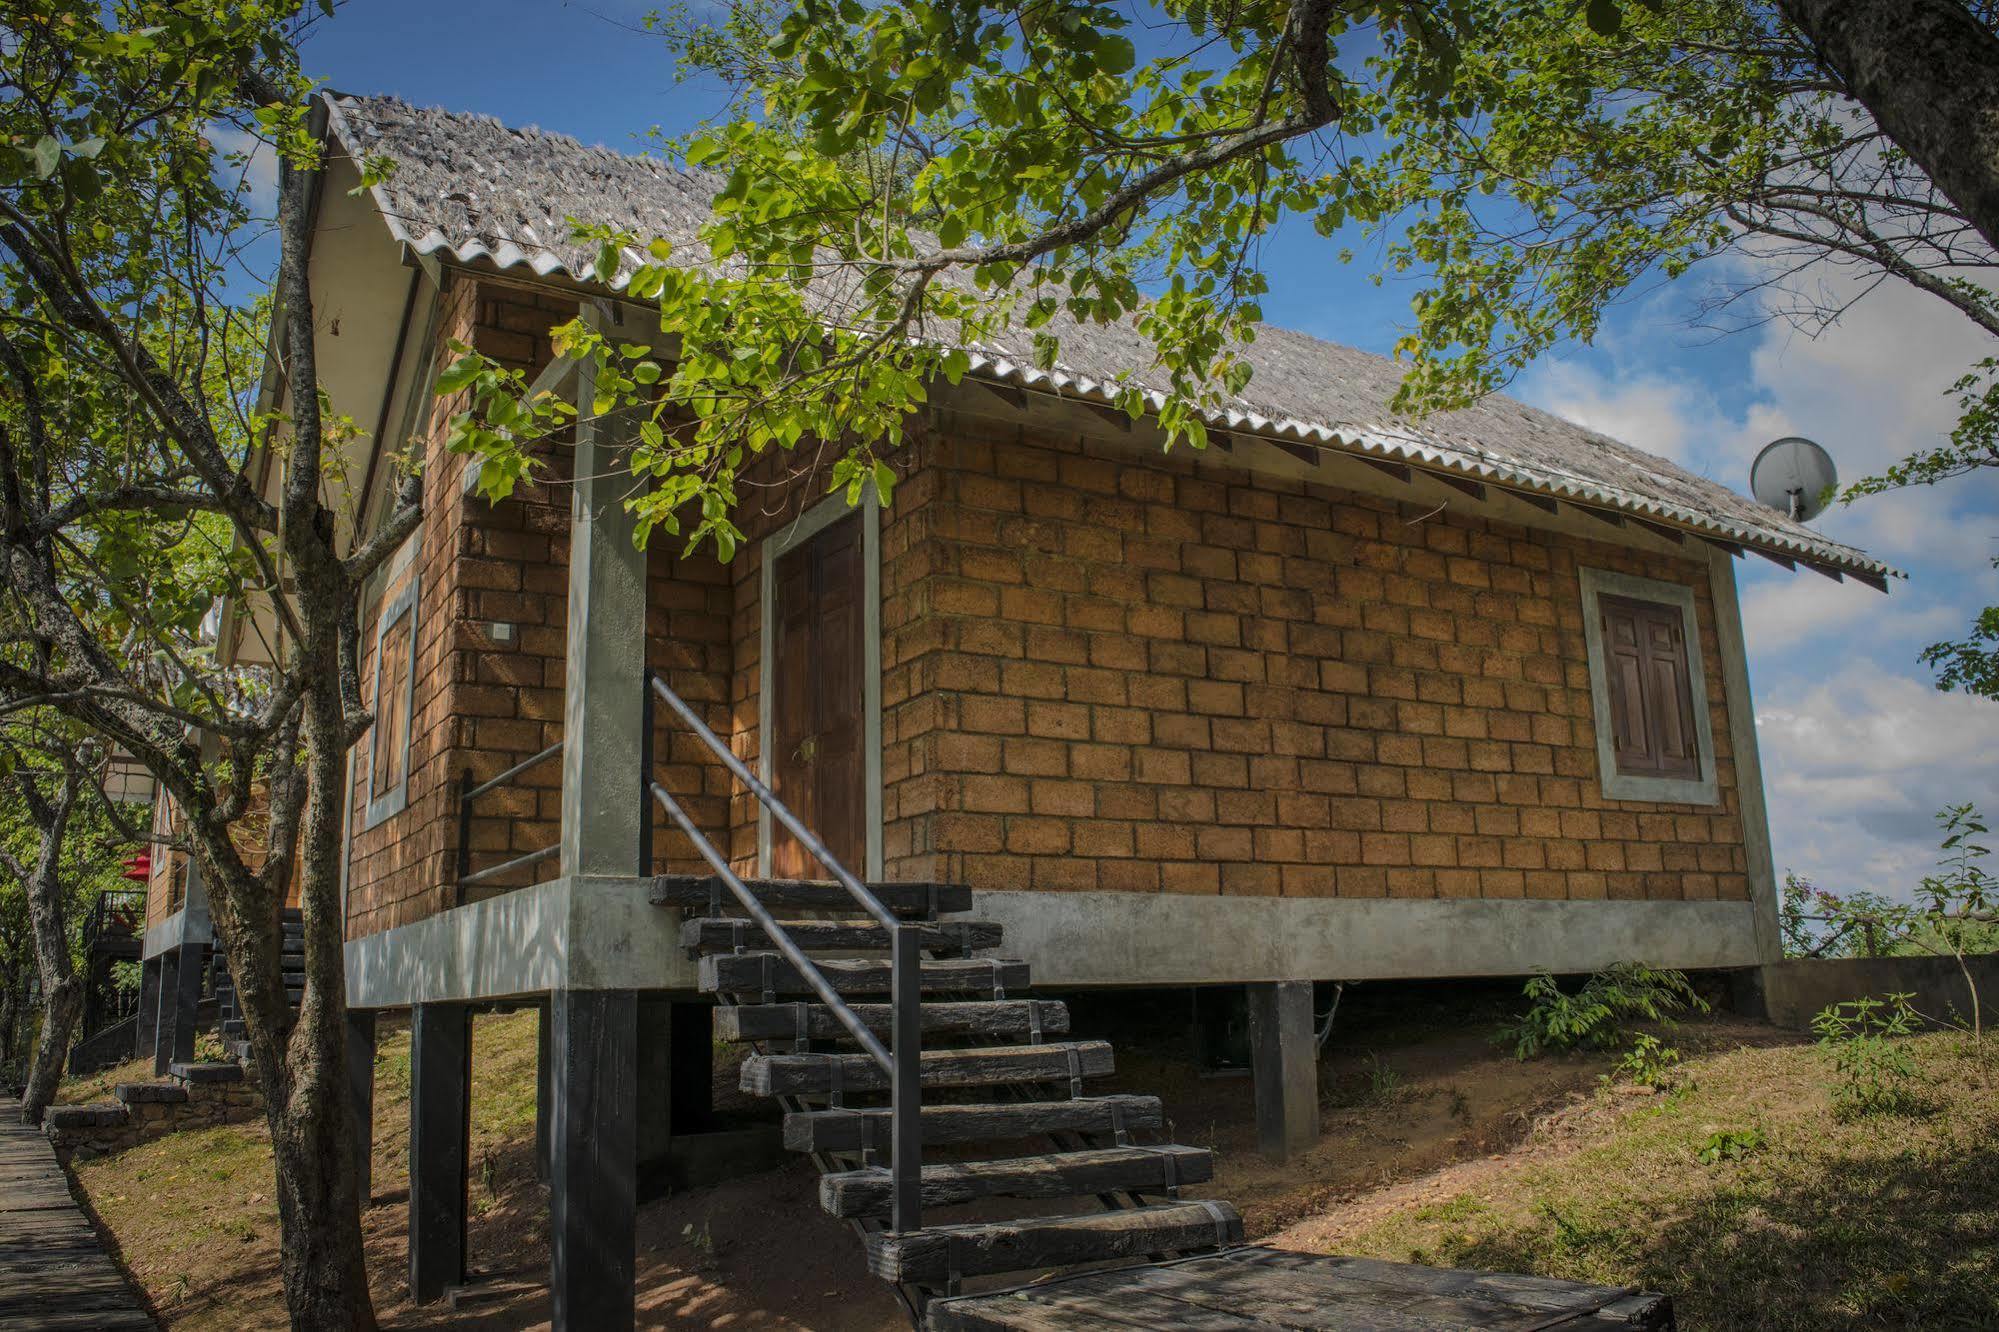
<box><xmin>550</xmin><ymin>988</ymin><xmax>636</xmax><ymax>1332</ymax></box>
<box><xmin>346</xmin><ymin>1008</ymin><xmax>377</xmax><ymax>1211</ymax></box>
<box><xmin>1248</xmin><ymin>981</ymin><xmax>1320</xmax><ymax>1160</ymax></box>
<box><xmin>535</xmin><ymin>1000</ymin><xmax>552</xmax><ymax>1183</ymax></box>
<box><xmin>408</xmin><ymin>1002</ymin><xmax>471</xmax><ymax>1304</ymax></box>
<box><xmin>170</xmin><ymin>940</ymin><xmax>205</xmax><ymax>1066</ymax></box>
<box><xmin>150</xmin><ymin>949</ymin><xmax>180</xmax><ymax>1076</ymax></box>
<box><xmin>670</xmin><ymin>1001</ymin><xmax>714</xmax><ymax>1135</ymax></box>
<box><xmin>133</xmin><ymin>956</ymin><xmax>161</xmax><ymax>1062</ymax></box>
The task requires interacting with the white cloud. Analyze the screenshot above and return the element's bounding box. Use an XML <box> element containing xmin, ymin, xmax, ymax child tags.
<box><xmin>208</xmin><ymin>124</ymin><xmax>278</xmax><ymax>217</ymax></box>
<box><xmin>1528</xmin><ymin>363</ymin><xmax>1728</xmax><ymax>472</ymax></box>
<box><xmin>1736</xmin><ymin>568</ymin><xmax>1961</xmax><ymax>652</ymax></box>
<box><xmin>1758</xmin><ymin>662</ymin><xmax>1999</xmax><ymax>899</ymax></box>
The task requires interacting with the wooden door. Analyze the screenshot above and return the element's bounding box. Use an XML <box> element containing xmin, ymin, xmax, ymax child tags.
<box><xmin>769</xmin><ymin>512</ymin><xmax>867</xmax><ymax>878</ymax></box>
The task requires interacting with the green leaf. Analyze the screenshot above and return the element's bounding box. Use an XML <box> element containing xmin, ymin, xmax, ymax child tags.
<box><xmin>31</xmin><ymin>135</ymin><xmax>60</xmax><ymax>178</ymax></box>
<box><xmin>1585</xmin><ymin>0</ymin><xmax>1622</xmax><ymax>37</ymax></box>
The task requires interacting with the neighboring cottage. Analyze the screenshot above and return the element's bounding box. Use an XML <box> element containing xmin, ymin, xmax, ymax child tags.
<box><xmin>127</xmin><ymin>92</ymin><xmax>1893</xmax><ymax>1328</ymax></box>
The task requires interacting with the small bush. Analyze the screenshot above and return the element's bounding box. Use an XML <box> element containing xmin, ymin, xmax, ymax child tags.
<box><xmin>1813</xmin><ymin>993</ymin><xmax>1924</xmax><ymax>1117</ymax></box>
<box><xmin>1608</xmin><ymin>1033</ymin><xmax>1684</xmax><ymax>1089</ymax></box>
<box><xmin>1697</xmin><ymin>1127</ymin><xmax>1765</xmax><ymax>1164</ymax></box>
<box><xmin>1501</xmin><ymin>963</ymin><xmax>1710</xmax><ymax>1060</ymax></box>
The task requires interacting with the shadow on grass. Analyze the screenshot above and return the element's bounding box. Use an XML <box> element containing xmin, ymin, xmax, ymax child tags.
<box><xmin>1419</xmin><ymin>1136</ymin><xmax>1999</xmax><ymax>1331</ymax></box>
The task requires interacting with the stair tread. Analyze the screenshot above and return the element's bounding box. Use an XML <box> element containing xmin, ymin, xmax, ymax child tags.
<box><xmin>719</xmin><ymin>1000</ymin><xmax>1067</xmax><ymax>1045</ymax></box>
<box><xmin>866</xmin><ymin>1200</ymin><xmax>1244</xmax><ymax>1284</ymax></box>
<box><xmin>744</xmin><ymin>1041</ymin><xmax>1112</xmax><ymax>1096</ymax></box>
<box><xmin>821</xmin><ymin>1145</ymin><xmax>1213</xmax><ymax>1218</ymax></box>
<box><xmin>652</xmin><ymin>875</ymin><xmax>972</xmax><ymax>918</ymax></box>
<box><xmin>702</xmin><ymin>952</ymin><xmax>1029</xmax><ymax>998</ymax></box>
<box><xmin>681</xmin><ymin>917</ymin><xmax>1002</xmax><ymax>956</ymax></box>
<box><xmin>786</xmin><ymin>1094</ymin><xmax>1163</xmax><ymax>1154</ymax></box>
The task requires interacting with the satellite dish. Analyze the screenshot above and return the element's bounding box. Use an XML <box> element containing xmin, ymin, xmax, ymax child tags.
<box><xmin>1750</xmin><ymin>436</ymin><xmax>1838</xmax><ymax>523</ymax></box>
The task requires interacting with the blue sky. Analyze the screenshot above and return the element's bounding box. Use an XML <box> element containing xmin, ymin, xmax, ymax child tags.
<box><xmin>302</xmin><ymin>0</ymin><xmax>1999</xmax><ymax>900</ymax></box>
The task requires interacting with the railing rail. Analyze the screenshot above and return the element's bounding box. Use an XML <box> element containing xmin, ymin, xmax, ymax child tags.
<box><xmin>84</xmin><ymin>887</ymin><xmax>146</xmax><ymax>948</ymax></box>
<box><xmin>642</xmin><ymin>669</ymin><xmax>923</xmax><ymax>1233</ymax></box>
<box><xmin>455</xmin><ymin>741</ymin><xmax>562</xmax><ymax>903</ymax></box>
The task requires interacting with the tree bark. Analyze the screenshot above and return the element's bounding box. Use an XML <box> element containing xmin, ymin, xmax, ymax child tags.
<box><xmin>17</xmin><ymin>769</ymin><xmax>81</xmax><ymax>1125</ymax></box>
<box><xmin>1779</xmin><ymin>0</ymin><xmax>1999</xmax><ymax>253</ymax></box>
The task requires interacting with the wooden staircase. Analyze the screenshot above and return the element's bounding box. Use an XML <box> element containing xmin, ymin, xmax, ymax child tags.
<box><xmin>210</xmin><ymin>908</ymin><xmax>303</xmax><ymax>1061</ymax></box>
<box><xmin>654</xmin><ymin>873</ymin><xmax>1245</xmax><ymax>1321</ymax></box>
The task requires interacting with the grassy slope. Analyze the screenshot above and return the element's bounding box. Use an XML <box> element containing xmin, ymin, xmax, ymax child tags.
<box><xmin>1312</xmin><ymin>1033</ymin><xmax>1999</xmax><ymax>1330</ymax></box>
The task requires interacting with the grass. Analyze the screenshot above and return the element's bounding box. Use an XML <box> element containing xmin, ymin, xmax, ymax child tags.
<box><xmin>1329</xmin><ymin>1032</ymin><xmax>1999</xmax><ymax>1331</ymax></box>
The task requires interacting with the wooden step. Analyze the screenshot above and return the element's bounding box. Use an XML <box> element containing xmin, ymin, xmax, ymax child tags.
<box><xmin>786</xmin><ymin>1094</ymin><xmax>1163</xmax><ymax>1155</ymax></box>
<box><xmin>743</xmin><ymin>1041</ymin><xmax>1112</xmax><ymax>1097</ymax></box>
<box><xmin>651</xmin><ymin>875</ymin><xmax>972</xmax><ymax>918</ymax></box>
<box><xmin>866</xmin><ymin>1200</ymin><xmax>1244</xmax><ymax>1284</ymax></box>
<box><xmin>701</xmin><ymin>953</ymin><xmax>1029</xmax><ymax>998</ymax></box>
<box><xmin>718</xmin><ymin>999</ymin><xmax>1068</xmax><ymax>1045</ymax></box>
<box><xmin>681</xmin><ymin>917</ymin><xmax>1002</xmax><ymax>956</ymax></box>
<box><xmin>821</xmin><ymin>1144</ymin><xmax>1213</xmax><ymax>1218</ymax></box>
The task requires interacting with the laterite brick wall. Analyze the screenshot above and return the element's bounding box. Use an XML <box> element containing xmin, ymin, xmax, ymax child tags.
<box><xmin>896</xmin><ymin>418</ymin><xmax>1752</xmax><ymax>902</ymax></box>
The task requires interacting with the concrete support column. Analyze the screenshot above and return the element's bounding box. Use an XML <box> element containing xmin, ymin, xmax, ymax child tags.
<box><xmin>149</xmin><ymin>950</ymin><xmax>180</xmax><ymax>1076</ymax></box>
<box><xmin>1707</xmin><ymin>550</ymin><xmax>1783</xmax><ymax>963</ymax></box>
<box><xmin>669</xmin><ymin>1001</ymin><xmax>714</xmax><ymax>1136</ymax></box>
<box><xmin>133</xmin><ymin>956</ymin><xmax>161</xmax><ymax>1062</ymax></box>
<box><xmin>169</xmin><ymin>941</ymin><xmax>204</xmax><ymax>1066</ymax></box>
<box><xmin>559</xmin><ymin>301</ymin><xmax>650</xmax><ymax>882</ymax></box>
<box><xmin>1247</xmin><ymin>981</ymin><xmax>1319</xmax><ymax>1161</ymax></box>
<box><xmin>535</xmin><ymin>999</ymin><xmax>553</xmax><ymax>1183</ymax></box>
<box><xmin>346</xmin><ymin>1008</ymin><xmax>377</xmax><ymax>1211</ymax></box>
<box><xmin>550</xmin><ymin>987</ymin><xmax>637</xmax><ymax>1332</ymax></box>
<box><xmin>408</xmin><ymin>1002</ymin><xmax>470</xmax><ymax>1303</ymax></box>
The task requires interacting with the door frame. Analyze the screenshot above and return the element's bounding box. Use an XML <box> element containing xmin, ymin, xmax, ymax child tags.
<box><xmin>756</xmin><ymin>485</ymin><xmax>884</xmax><ymax>879</ymax></box>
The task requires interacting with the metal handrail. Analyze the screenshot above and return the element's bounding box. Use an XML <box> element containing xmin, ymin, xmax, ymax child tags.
<box><xmin>455</xmin><ymin>742</ymin><xmax>563</xmax><ymax>900</ymax></box>
<box><xmin>643</xmin><ymin>669</ymin><xmax>923</xmax><ymax>1233</ymax></box>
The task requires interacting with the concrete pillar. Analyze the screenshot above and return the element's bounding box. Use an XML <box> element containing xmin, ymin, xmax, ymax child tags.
<box><xmin>346</xmin><ymin>1008</ymin><xmax>377</xmax><ymax>1211</ymax></box>
<box><xmin>1707</xmin><ymin>549</ymin><xmax>1783</xmax><ymax>963</ymax></box>
<box><xmin>559</xmin><ymin>301</ymin><xmax>650</xmax><ymax>882</ymax></box>
<box><xmin>669</xmin><ymin>1001</ymin><xmax>714</xmax><ymax>1135</ymax></box>
<box><xmin>150</xmin><ymin>950</ymin><xmax>180</xmax><ymax>1076</ymax></box>
<box><xmin>133</xmin><ymin>956</ymin><xmax>161</xmax><ymax>1062</ymax></box>
<box><xmin>1247</xmin><ymin>981</ymin><xmax>1319</xmax><ymax>1161</ymax></box>
<box><xmin>408</xmin><ymin>1002</ymin><xmax>470</xmax><ymax>1303</ymax></box>
<box><xmin>169</xmin><ymin>940</ymin><xmax>204</xmax><ymax>1066</ymax></box>
<box><xmin>550</xmin><ymin>988</ymin><xmax>637</xmax><ymax>1331</ymax></box>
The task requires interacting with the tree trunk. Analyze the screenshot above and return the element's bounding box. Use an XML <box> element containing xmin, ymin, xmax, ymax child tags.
<box><xmin>22</xmin><ymin>975</ymin><xmax>82</xmax><ymax>1124</ymax></box>
<box><xmin>1779</xmin><ymin>0</ymin><xmax>1999</xmax><ymax>253</ymax></box>
<box><xmin>18</xmin><ymin>779</ymin><xmax>81</xmax><ymax>1125</ymax></box>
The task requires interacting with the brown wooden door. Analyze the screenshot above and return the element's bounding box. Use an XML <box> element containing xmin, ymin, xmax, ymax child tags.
<box><xmin>769</xmin><ymin>512</ymin><xmax>867</xmax><ymax>878</ymax></box>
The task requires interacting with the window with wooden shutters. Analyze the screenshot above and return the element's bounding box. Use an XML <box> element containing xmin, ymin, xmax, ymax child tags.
<box><xmin>365</xmin><ymin>578</ymin><xmax>418</xmax><ymax>828</ymax></box>
<box><xmin>1579</xmin><ymin>569</ymin><xmax>1718</xmax><ymax>804</ymax></box>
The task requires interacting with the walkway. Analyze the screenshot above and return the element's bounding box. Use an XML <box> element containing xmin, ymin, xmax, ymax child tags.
<box><xmin>0</xmin><ymin>1116</ymin><xmax>153</xmax><ymax>1330</ymax></box>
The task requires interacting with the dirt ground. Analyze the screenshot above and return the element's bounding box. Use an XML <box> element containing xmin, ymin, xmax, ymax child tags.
<box><xmin>69</xmin><ymin>985</ymin><xmax>1785</xmax><ymax>1330</ymax></box>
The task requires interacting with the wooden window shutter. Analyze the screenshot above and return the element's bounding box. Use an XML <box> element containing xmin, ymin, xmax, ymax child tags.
<box><xmin>1599</xmin><ymin>593</ymin><xmax>1700</xmax><ymax>780</ymax></box>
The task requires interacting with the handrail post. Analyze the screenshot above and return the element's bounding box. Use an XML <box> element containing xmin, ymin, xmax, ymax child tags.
<box><xmin>890</xmin><ymin>921</ymin><xmax>922</xmax><ymax>1233</ymax></box>
<box><xmin>638</xmin><ymin>668</ymin><xmax>655</xmax><ymax>878</ymax></box>
<box><xmin>455</xmin><ymin>767</ymin><xmax>474</xmax><ymax>907</ymax></box>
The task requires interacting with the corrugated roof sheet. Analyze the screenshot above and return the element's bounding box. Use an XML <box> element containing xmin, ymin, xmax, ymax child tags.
<box><xmin>324</xmin><ymin>91</ymin><xmax>1894</xmax><ymax>584</ymax></box>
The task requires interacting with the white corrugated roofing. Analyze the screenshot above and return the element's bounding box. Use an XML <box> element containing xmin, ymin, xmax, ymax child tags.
<box><xmin>323</xmin><ymin>92</ymin><xmax>1896</xmax><ymax>586</ymax></box>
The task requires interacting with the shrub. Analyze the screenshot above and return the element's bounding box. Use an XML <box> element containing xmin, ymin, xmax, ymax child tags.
<box><xmin>1608</xmin><ymin>1032</ymin><xmax>1684</xmax><ymax>1089</ymax></box>
<box><xmin>1502</xmin><ymin>962</ymin><xmax>1709</xmax><ymax>1060</ymax></box>
<box><xmin>1813</xmin><ymin>993</ymin><xmax>1924</xmax><ymax>1117</ymax></box>
<box><xmin>1698</xmin><ymin>1127</ymin><xmax>1766</xmax><ymax>1164</ymax></box>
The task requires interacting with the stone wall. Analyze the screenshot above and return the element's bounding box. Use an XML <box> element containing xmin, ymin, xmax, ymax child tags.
<box><xmin>43</xmin><ymin>1065</ymin><xmax>264</xmax><ymax>1163</ymax></box>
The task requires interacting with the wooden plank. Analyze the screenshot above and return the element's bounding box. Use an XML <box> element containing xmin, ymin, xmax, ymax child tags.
<box><xmin>822</xmin><ymin>1144</ymin><xmax>1212</xmax><ymax>1218</ymax></box>
<box><xmin>928</xmin><ymin>1282</ymin><xmax>1262</xmax><ymax>1330</ymax></box>
<box><xmin>785</xmin><ymin>1093</ymin><xmax>1163</xmax><ymax>1154</ymax></box>
<box><xmin>719</xmin><ymin>999</ymin><xmax>1068</xmax><ymax>1044</ymax></box>
<box><xmin>1111</xmin><ymin>1258</ymin><xmax>1577</xmax><ymax>1330</ymax></box>
<box><xmin>0</xmin><ymin>1122</ymin><xmax>153</xmax><ymax>1330</ymax></box>
<box><xmin>650</xmin><ymin>875</ymin><xmax>971</xmax><ymax>917</ymax></box>
<box><xmin>867</xmin><ymin>1200</ymin><xmax>1243</xmax><ymax>1284</ymax></box>
<box><xmin>700</xmin><ymin>952</ymin><xmax>1030</xmax><ymax>998</ymax></box>
<box><xmin>680</xmin><ymin>917</ymin><xmax>1002</xmax><ymax>956</ymax></box>
<box><xmin>742</xmin><ymin>1040</ymin><xmax>1113</xmax><ymax>1096</ymax></box>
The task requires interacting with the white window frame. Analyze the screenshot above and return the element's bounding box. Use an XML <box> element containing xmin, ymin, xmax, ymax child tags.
<box><xmin>363</xmin><ymin>576</ymin><xmax>419</xmax><ymax>829</ymax></box>
<box><xmin>757</xmin><ymin>487</ymin><xmax>883</xmax><ymax>879</ymax></box>
<box><xmin>1578</xmin><ymin>566</ymin><xmax>1720</xmax><ymax>806</ymax></box>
